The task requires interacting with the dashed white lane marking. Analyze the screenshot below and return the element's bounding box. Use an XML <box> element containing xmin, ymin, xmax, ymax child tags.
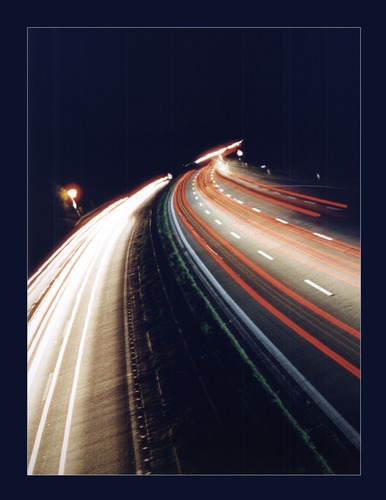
<box><xmin>258</xmin><ymin>250</ymin><xmax>273</xmax><ymax>261</ymax></box>
<box><xmin>214</xmin><ymin>219</ymin><xmax>222</xmax><ymax>225</ymax></box>
<box><xmin>276</xmin><ymin>218</ymin><xmax>288</xmax><ymax>224</ymax></box>
<box><xmin>226</xmin><ymin>194</ymin><xmax>232</xmax><ymax>197</ymax></box>
<box><xmin>230</xmin><ymin>232</ymin><xmax>241</xmax><ymax>239</ymax></box>
<box><xmin>252</xmin><ymin>207</ymin><xmax>261</xmax><ymax>213</ymax></box>
<box><xmin>235</xmin><ymin>199</ymin><xmax>244</xmax><ymax>204</ymax></box>
<box><xmin>204</xmin><ymin>210</ymin><xmax>211</xmax><ymax>215</ymax></box>
<box><xmin>313</xmin><ymin>232</ymin><xmax>333</xmax><ymax>241</ymax></box>
<box><xmin>304</xmin><ymin>279</ymin><xmax>333</xmax><ymax>296</ymax></box>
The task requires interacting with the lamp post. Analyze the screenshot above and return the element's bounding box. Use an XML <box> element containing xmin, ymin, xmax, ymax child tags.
<box><xmin>67</xmin><ymin>188</ymin><xmax>80</xmax><ymax>218</ymax></box>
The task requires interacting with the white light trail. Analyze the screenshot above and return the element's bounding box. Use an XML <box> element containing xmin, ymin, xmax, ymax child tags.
<box><xmin>59</xmin><ymin>209</ymin><xmax>130</xmax><ymax>474</ymax></box>
<box><xmin>28</xmin><ymin>176</ymin><xmax>170</xmax><ymax>475</ymax></box>
<box><xmin>195</xmin><ymin>140</ymin><xmax>243</xmax><ymax>164</ymax></box>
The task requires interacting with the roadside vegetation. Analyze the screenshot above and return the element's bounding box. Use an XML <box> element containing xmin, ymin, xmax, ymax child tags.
<box><xmin>147</xmin><ymin>185</ymin><xmax>341</xmax><ymax>474</ymax></box>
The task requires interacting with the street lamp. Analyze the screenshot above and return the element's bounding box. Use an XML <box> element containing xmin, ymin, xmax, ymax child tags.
<box><xmin>67</xmin><ymin>188</ymin><xmax>80</xmax><ymax>217</ymax></box>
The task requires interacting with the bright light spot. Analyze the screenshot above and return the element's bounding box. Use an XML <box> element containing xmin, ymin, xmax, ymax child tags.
<box><xmin>237</xmin><ymin>149</ymin><xmax>243</xmax><ymax>157</ymax></box>
<box><xmin>195</xmin><ymin>140</ymin><xmax>243</xmax><ymax>164</ymax></box>
<box><xmin>67</xmin><ymin>189</ymin><xmax>77</xmax><ymax>200</ymax></box>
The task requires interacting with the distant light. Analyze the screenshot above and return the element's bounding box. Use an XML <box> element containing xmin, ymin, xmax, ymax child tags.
<box><xmin>67</xmin><ymin>189</ymin><xmax>77</xmax><ymax>200</ymax></box>
<box><xmin>195</xmin><ymin>140</ymin><xmax>243</xmax><ymax>164</ymax></box>
<box><xmin>236</xmin><ymin>149</ymin><xmax>243</xmax><ymax>157</ymax></box>
<box><xmin>261</xmin><ymin>165</ymin><xmax>266</xmax><ymax>169</ymax></box>
<box><xmin>167</xmin><ymin>173</ymin><xmax>173</xmax><ymax>179</ymax></box>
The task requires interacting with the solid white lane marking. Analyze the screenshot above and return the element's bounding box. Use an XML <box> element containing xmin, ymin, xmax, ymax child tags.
<box><xmin>252</xmin><ymin>207</ymin><xmax>261</xmax><ymax>213</ymax></box>
<box><xmin>230</xmin><ymin>232</ymin><xmax>241</xmax><ymax>239</ymax></box>
<box><xmin>304</xmin><ymin>279</ymin><xmax>333</xmax><ymax>296</ymax></box>
<box><xmin>276</xmin><ymin>218</ymin><xmax>288</xmax><ymax>224</ymax></box>
<box><xmin>313</xmin><ymin>232</ymin><xmax>333</xmax><ymax>241</ymax></box>
<box><xmin>258</xmin><ymin>250</ymin><xmax>273</xmax><ymax>261</ymax></box>
<box><xmin>214</xmin><ymin>219</ymin><xmax>222</xmax><ymax>225</ymax></box>
<box><xmin>204</xmin><ymin>210</ymin><xmax>211</xmax><ymax>215</ymax></box>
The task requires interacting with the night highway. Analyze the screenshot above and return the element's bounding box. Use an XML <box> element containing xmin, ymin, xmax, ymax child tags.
<box><xmin>27</xmin><ymin>150</ymin><xmax>360</xmax><ymax>475</ymax></box>
<box><xmin>26</xmin><ymin>28</ymin><xmax>361</xmax><ymax>476</ymax></box>
<box><xmin>168</xmin><ymin>151</ymin><xmax>360</xmax><ymax>461</ymax></box>
<box><xmin>28</xmin><ymin>177</ymin><xmax>171</xmax><ymax>475</ymax></box>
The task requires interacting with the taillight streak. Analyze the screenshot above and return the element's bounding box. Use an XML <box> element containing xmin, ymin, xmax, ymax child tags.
<box><xmin>197</xmin><ymin>167</ymin><xmax>360</xmax><ymax>281</ymax></box>
<box><xmin>210</xmin><ymin>166</ymin><xmax>359</xmax><ymax>258</ymax></box>
<box><xmin>173</xmin><ymin>172</ymin><xmax>360</xmax><ymax>378</ymax></box>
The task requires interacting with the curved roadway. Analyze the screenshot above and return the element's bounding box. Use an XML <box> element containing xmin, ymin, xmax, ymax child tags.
<box><xmin>169</xmin><ymin>160</ymin><xmax>360</xmax><ymax>450</ymax></box>
<box><xmin>27</xmin><ymin>177</ymin><xmax>170</xmax><ymax>475</ymax></box>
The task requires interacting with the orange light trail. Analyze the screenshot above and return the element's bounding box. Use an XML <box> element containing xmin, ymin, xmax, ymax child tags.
<box><xmin>173</xmin><ymin>171</ymin><xmax>360</xmax><ymax>378</ymax></box>
<box><xmin>207</xmin><ymin>166</ymin><xmax>360</xmax><ymax>259</ymax></box>
<box><xmin>196</xmin><ymin>167</ymin><xmax>360</xmax><ymax>281</ymax></box>
<box><xmin>195</xmin><ymin>140</ymin><xmax>243</xmax><ymax>164</ymax></box>
<box><xmin>223</xmin><ymin>169</ymin><xmax>349</xmax><ymax>208</ymax></box>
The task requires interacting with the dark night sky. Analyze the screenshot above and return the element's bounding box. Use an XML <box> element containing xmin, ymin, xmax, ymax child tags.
<box><xmin>28</xmin><ymin>27</ymin><xmax>360</xmax><ymax>273</ymax></box>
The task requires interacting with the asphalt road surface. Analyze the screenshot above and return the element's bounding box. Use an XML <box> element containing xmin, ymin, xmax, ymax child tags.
<box><xmin>27</xmin><ymin>177</ymin><xmax>170</xmax><ymax>475</ymax></box>
<box><xmin>170</xmin><ymin>159</ymin><xmax>360</xmax><ymax>450</ymax></box>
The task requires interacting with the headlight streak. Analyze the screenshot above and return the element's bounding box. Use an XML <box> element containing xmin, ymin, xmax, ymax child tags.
<box><xmin>28</xmin><ymin>199</ymin><xmax>130</xmax><ymax>361</ymax></box>
<box><xmin>194</xmin><ymin>140</ymin><xmax>243</xmax><ymax>165</ymax></box>
<box><xmin>174</xmin><ymin>171</ymin><xmax>360</xmax><ymax>377</ymax></box>
<box><xmin>27</xmin><ymin>176</ymin><xmax>169</xmax><ymax>475</ymax></box>
<box><xmin>28</xmin><ymin>198</ymin><xmax>129</xmax><ymax>289</ymax></box>
<box><xmin>58</xmin><ymin>207</ymin><xmax>133</xmax><ymax>475</ymax></box>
